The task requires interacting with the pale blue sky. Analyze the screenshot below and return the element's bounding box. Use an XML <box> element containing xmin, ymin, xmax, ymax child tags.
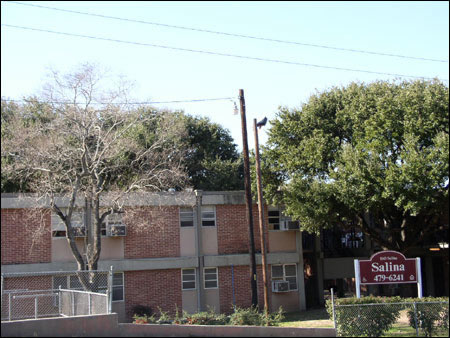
<box><xmin>1</xmin><ymin>1</ymin><xmax>449</xmax><ymax>150</ymax></box>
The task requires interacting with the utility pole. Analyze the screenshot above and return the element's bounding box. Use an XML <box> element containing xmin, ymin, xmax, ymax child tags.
<box><xmin>239</xmin><ymin>89</ymin><xmax>258</xmax><ymax>308</ymax></box>
<box><xmin>253</xmin><ymin>118</ymin><xmax>269</xmax><ymax>315</ymax></box>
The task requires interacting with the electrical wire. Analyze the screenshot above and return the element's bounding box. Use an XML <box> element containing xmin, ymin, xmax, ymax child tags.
<box><xmin>2</xmin><ymin>24</ymin><xmax>447</xmax><ymax>82</ymax></box>
<box><xmin>4</xmin><ymin>0</ymin><xmax>449</xmax><ymax>63</ymax></box>
<box><xmin>1</xmin><ymin>97</ymin><xmax>236</xmax><ymax>105</ymax></box>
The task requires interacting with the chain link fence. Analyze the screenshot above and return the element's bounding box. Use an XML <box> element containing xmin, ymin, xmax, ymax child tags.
<box><xmin>330</xmin><ymin>293</ymin><xmax>449</xmax><ymax>337</ymax></box>
<box><xmin>1</xmin><ymin>270</ymin><xmax>112</xmax><ymax>321</ymax></box>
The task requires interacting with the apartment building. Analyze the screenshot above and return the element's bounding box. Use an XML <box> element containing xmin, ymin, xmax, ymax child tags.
<box><xmin>1</xmin><ymin>191</ymin><xmax>313</xmax><ymax>322</ymax></box>
<box><xmin>2</xmin><ymin>190</ymin><xmax>448</xmax><ymax>322</ymax></box>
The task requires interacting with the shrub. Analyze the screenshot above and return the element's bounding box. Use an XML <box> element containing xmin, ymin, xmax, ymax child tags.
<box><xmin>326</xmin><ymin>296</ymin><xmax>403</xmax><ymax>337</ymax></box>
<box><xmin>132</xmin><ymin>313</ymin><xmax>157</xmax><ymax>324</ymax></box>
<box><xmin>184</xmin><ymin>309</ymin><xmax>229</xmax><ymax>325</ymax></box>
<box><xmin>228</xmin><ymin>306</ymin><xmax>285</xmax><ymax>327</ymax></box>
<box><xmin>132</xmin><ymin>304</ymin><xmax>153</xmax><ymax>317</ymax></box>
<box><xmin>405</xmin><ymin>297</ymin><xmax>450</xmax><ymax>337</ymax></box>
<box><xmin>156</xmin><ymin>307</ymin><xmax>173</xmax><ymax>324</ymax></box>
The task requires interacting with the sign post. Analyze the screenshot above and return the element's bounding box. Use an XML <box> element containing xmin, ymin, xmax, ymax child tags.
<box><xmin>354</xmin><ymin>251</ymin><xmax>422</xmax><ymax>298</ymax></box>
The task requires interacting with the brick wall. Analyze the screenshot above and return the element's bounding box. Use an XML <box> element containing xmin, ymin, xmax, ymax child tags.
<box><xmin>1</xmin><ymin>208</ymin><xmax>51</xmax><ymax>265</ymax></box>
<box><xmin>124</xmin><ymin>206</ymin><xmax>180</xmax><ymax>259</ymax></box>
<box><xmin>216</xmin><ymin>204</ymin><xmax>269</xmax><ymax>255</ymax></box>
<box><xmin>124</xmin><ymin>269</ymin><xmax>182</xmax><ymax>321</ymax></box>
<box><xmin>218</xmin><ymin>265</ymin><xmax>269</xmax><ymax>314</ymax></box>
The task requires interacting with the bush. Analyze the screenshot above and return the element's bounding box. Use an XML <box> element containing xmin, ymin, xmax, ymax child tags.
<box><xmin>132</xmin><ymin>313</ymin><xmax>157</xmax><ymax>324</ymax></box>
<box><xmin>326</xmin><ymin>296</ymin><xmax>403</xmax><ymax>337</ymax></box>
<box><xmin>132</xmin><ymin>304</ymin><xmax>153</xmax><ymax>317</ymax></box>
<box><xmin>228</xmin><ymin>306</ymin><xmax>285</xmax><ymax>327</ymax></box>
<box><xmin>405</xmin><ymin>297</ymin><xmax>449</xmax><ymax>337</ymax></box>
<box><xmin>184</xmin><ymin>308</ymin><xmax>229</xmax><ymax>325</ymax></box>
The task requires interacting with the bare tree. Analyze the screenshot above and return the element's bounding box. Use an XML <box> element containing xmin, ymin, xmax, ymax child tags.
<box><xmin>2</xmin><ymin>63</ymin><xmax>189</xmax><ymax>288</ymax></box>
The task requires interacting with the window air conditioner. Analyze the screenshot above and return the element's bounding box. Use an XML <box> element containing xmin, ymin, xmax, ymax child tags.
<box><xmin>280</xmin><ymin>220</ymin><xmax>299</xmax><ymax>231</ymax></box>
<box><xmin>107</xmin><ymin>224</ymin><xmax>126</xmax><ymax>237</ymax></box>
<box><xmin>272</xmin><ymin>280</ymin><xmax>290</xmax><ymax>292</ymax></box>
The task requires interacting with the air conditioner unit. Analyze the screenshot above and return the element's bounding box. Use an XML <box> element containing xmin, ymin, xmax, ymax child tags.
<box><xmin>280</xmin><ymin>220</ymin><xmax>299</xmax><ymax>231</ymax></box>
<box><xmin>72</xmin><ymin>226</ymin><xmax>86</xmax><ymax>237</ymax></box>
<box><xmin>272</xmin><ymin>280</ymin><xmax>290</xmax><ymax>293</ymax></box>
<box><xmin>286</xmin><ymin>221</ymin><xmax>299</xmax><ymax>230</ymax></box>
<box><xmin>107</xmin><ymin>224</ymin><xmax>126</xmax><ymax>237</ymax></box>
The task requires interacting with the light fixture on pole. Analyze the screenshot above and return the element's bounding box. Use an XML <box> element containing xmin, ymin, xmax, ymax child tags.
<box><xmin>254</xmin><ymin>116</ymin><xmax>269</xmax><ymax>315</ymax></box>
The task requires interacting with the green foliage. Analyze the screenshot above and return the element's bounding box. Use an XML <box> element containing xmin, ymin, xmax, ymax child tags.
<box><xmin>405</xmin><ymin>297</ymin><xmax>449</xmax><ymax>337</ymax></box>
<box><xmin>228</xmin><ymin>306</ymin><xmax>285</xmax><ymax>326</ymax></box>
<box><xmin>326</xmin><ymin>296</ymin><xmax>403</xmax><ymax>337</ymax></box>
<box><xmin>326</xmin><ymin>296</ymin><xmax>449</xmax><ymax>337</ymax></box>
<box><xmin>132</xmin><ymin>313</ymin><xmax>157</xmax><ymax>324</ymax></box>
<box><xmin>183</xmin><ymin>115</ymin><xmax>244</xmax><ymax>191</ymax></box>
<box><xmin>184</xmin><ymin>308</ymin><xmax>229</xmax><ymax>325</ymax></box>
<box><xmin>263</xmin><ymin>79</ymin><xmax>449</xmax><ymax>251</ymax></box>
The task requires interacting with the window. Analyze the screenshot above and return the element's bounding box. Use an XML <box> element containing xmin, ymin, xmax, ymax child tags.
<box><xmin>52</xmin><ymin>210</ymin><xmax>84</xmax><ymax>237</ymax></box>
<box><xmin>52</xmin><ymin>230</ymin><xmax>67</xmax><ymax>238</ymax></box>
<box><xmin>112</xmin><ymin>272</ymin><xmax>124</xmax><ymax>302</ymax></box>
<box><xmin>204</xmin><ymin>268</ymin><xmax>218</xmax><ymax>289</ymax></box>
<box><xmin>182</xmin><ymin>269</ymin><xmax>196</xmax><ymax>290</ymax></box>
<box><xmin>180</xmin><ymin>208</ymin><xmax>194</xmax><ymax>227</ymax></box>
<box><xmin>268</xmin><ymin>207</ymin><xmax>280</xmax><ymax>230</ymax></box>
<box><xmin>271</xmin><ymin>264</ymin><xmax>297</xmax><ymax>291</ymax></box>
<box><xmin>201</xmin><ymin>206</ymin><xmax>216</xmax><ymax>227</ymax></box>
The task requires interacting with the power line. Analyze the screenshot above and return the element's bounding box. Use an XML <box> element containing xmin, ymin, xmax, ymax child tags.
<box><xmin>5</xmin><ymin>0</ymin><xmax>449</xmax><ymax>63</ymax></box>
<box><xmin>3</xmin><ymin>24</ymin><xmax>447</xmax><ymax>82</ymax></box>
<box><xmin>1</xmin><ymin>97</ymin><xmax>236</xmax><ymax>105</ymax></box>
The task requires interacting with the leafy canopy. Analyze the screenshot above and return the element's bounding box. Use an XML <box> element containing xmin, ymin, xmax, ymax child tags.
<box><xmin>263</xmin><ymin>79</ymin><xmax>449</xmax><ymax>252</ymax></box>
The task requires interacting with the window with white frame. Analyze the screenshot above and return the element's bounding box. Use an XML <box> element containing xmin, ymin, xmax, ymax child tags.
<box><xmin>271</xmin><ymin>264</ymin><xmax>298</xmax><ymax>291</ymax></box>
<box><xmin>182</xmin><ymin>269</ymin><xmax>196</xmax><ymax>290</ymax></box>
<box><xmin>201</xmin><ymin>206</ymin><xmax>216</xmax><ymax>227</ymax></box>
<box><xmin>204</xmin><ymin>267</ymin><xmax>218</xmax><ymax>289</ymax></box>
<box><xmin>180</xmin><ymin>207</ymin><xmax>194</xmax><ymax>227</ymax></box>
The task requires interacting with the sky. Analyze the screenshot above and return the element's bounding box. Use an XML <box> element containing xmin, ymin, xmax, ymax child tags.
<box><xmin>1</xmin><ymin>1</ymin><xmax>449</xmax><ymax>151</ymax></box>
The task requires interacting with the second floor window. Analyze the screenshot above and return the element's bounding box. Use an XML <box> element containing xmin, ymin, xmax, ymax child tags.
<box><xmin>201</xmin><ymin>206</ymin><xmax>216</xmax><ymax>227</ymax></box>
<box><xmin>180</xmin><ymin>208</ymin><xmax>194</xmax><ymax>227</ymax></box>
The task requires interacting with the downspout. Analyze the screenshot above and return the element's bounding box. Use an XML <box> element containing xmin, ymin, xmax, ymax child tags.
<box><xmin>194</xmin><ymin>190</ymin><xmax>204</xmax><ymax>312</ymax></box>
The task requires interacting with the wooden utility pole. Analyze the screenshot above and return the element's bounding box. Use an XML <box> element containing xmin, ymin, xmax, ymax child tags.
<box><xmin>239</xmin><ymin>89</ymin><xmax>258</xmax><ymax>308</ymax></box>
<box><xmin>253</xmin><ymin>118</ymin><xmax>269</xmax><ymax>314</ymax></box>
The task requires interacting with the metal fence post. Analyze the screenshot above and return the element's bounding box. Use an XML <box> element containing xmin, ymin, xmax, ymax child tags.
<box><xmin>88</xmin><ymin>292</ymin><xmax>91</xmax><ymax>315</ymax></box>
<box><xmin>72</xmin><ymin>291</ymin><xmax>75</xmax><ymax>316</ymax></box>
<box><xmin>35</xmin><ymin>296</ymin><xmax>38</xmax><ymax>319</ymax></box>
<box><xmin>413</xmin><ymin>302</ymin><xmax>419</xmax><ymax>337</ymax></box>
<box><xmin>8</xmin><ymin>293</ymin><xmax>11</xmax><ymax>321</ymax></box>
<box><xmin>331</xmin><ymin>288</ymin><xmax>337</xmax><ymax>329</ymax></box>
<box><xmin>108</xmin><ymin>266</ymin><xmax>113</xmax><ymax>314</ymax></box>
<box><xmin>58</xmin><ymin>286</ymin><xmax>61</xmax><ymax>316</ymax></box>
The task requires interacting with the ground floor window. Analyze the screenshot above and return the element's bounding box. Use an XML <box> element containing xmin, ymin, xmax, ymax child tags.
<box><xmin>182</xmin><ymin>268</ymin><xmax>196</xmax><ymax>290</ymax></box>
<box><xmin>271</xmin><ymin>264</ymin><xmax>298</xmax><ymax>291</ymax></box>
<box><xmin>204</xmin><ymin>267</ymin><xmax>218</xmax><ymax>289</ymax></box>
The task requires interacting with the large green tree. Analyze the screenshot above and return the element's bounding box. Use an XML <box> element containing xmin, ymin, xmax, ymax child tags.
<box><xmin>182</xmin><ymin>115</ymin><xmax>244</xmax><ymax>191</ymax></box>
<box><xmin>263</xmin><ymin>79</ymin><xmax>449</xmax><ymax>253</ymax></box>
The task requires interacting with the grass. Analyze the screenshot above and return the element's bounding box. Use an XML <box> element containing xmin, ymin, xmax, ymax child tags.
<box><xmin>279</xmin><ymin>308</ymin><xmax>334</xmax><ymax>328</ymax></box>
